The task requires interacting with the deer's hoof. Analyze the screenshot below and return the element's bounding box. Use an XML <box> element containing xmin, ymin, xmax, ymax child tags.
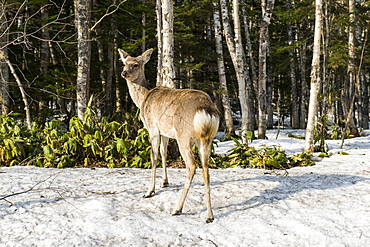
<box><xmin>206</xmin><ymin>217</ymin><xmax>214</xmax><ymax>223</ymax></box>
<box><xmin>143</xmin><ymin>191</ymin><xmax>155</xmax><ymax>198</ymax></box>
<box><xmin>161</xmin><ymin>182</ymin><xmax>169</xmax><ymax>188</ymax></box>
<box><xmin>172</xmin><ymin>210</ymin><xmax>182</xmax><ymax>216</ymax></box>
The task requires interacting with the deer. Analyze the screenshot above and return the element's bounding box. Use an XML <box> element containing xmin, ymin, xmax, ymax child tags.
<box><xmin>118</xmin><ymin>48</ymin><xmax>220</xmax><ymax>223</ymax></box>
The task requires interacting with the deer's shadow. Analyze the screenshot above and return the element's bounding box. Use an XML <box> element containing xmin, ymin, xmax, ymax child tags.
<box><xmin>213</xmin><ymin>173</ymin><xmax>370</xmax><ymax>218</ymax></box>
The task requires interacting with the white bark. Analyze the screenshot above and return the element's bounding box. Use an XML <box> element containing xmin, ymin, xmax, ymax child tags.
<box><xmin>343</xmin><ymin>0</ymin><xmax>359</xmax><ymax>136</ymax></box>
<box><xmin>220</xmin><ymin>0</ymin><xmax>252</xmax><ymax>143</ymax></box>
<box><xmin>156</xmin><ymin>0</ymin><xmax>163</xmax><ymax>86</ymax></box>
<box><xmin>257</xmin><ymin>0</ymin><xmax>275</xmax><ymax>139</ymax></box>
<box><xmin>160</xmin><ymin>0</ymin><xmax>176</xmax><ymax>88</ymax></box>
<box><xmin>305</xmin><ymin>0</ymin><xmax>323</xmax><ymax>152</ymax></box>
<box><xmin>74</xmin><ymin>0</ymin><xmax>91</xmax><ymax>120</ymax></box>
<box><xmin>213</xmin><ymin>2</ymin><xmax>235</xmax><ymax>136</ymax></box>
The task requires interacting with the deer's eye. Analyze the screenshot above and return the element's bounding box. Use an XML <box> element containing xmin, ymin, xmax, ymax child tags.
<box><xmin>133</xmin><ymin>64</ymin><xmax>139</xmax><ymax>68</ymax></box>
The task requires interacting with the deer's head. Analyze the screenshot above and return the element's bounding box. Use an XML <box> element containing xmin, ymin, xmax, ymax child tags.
<box><xmin>118</xmin><ymin>48</ymin><xmax>153</xmax><ymax>84</ymax></box>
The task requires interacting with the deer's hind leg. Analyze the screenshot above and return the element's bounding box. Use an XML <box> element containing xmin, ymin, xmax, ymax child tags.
<box><xmin>144</xmin><ymin>135</ymin><xmax>160</xmax><ymax>198</ymax></box>
<box><xmin>160</xmin><ymin>136</ymin><xmax>169</xmax><ymax>187</ymax></box>
<box><xmin>199</xmin><ymin>138</ymin><xmax>214</xmax><ymax>223</ymax></box>
<box><xmin>172</xmin><ymin>140</ymin><xmax>196</xmax><ymax>216</ymax></box>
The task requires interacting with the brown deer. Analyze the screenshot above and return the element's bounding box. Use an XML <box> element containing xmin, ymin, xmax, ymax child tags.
<box><xmin>118</xmin><ymin>48</ymin><xmax>219</xmax><ymax>223</ymax></box>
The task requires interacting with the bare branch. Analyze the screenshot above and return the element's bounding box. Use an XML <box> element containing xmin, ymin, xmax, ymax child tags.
<box><xmin>0</xmin><ymin>0</ymin><xmax>27</xmax><ymax>41</ymax></box>
<box><xmin>91</xmin><ymin>0</ymin><xmax>127</xmax><ymax>31</ymax></box>
<box><xmin>0</xmin><ymin>172</ymin><xmax>62</xmax><ymax>202</ymax></box>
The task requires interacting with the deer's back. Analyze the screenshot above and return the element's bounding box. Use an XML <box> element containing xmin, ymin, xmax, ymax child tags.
<box><xmin>141</xmin><ymin>86</ymin><xmax>219</xmax><ymax>139</ymax></box>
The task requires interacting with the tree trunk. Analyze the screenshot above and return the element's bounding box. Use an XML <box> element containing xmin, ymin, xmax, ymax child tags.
<box><xmin>95</xmin><ymin>25</ymin><xmax>109</xmax><ymax>116</ymax></box>
<box><xmin>156</xmin><ymin>0</ymin><xmax>163</xmax><ymax>86</ymax></box>
<box><xmin>74</xmin><ymin>0</ymin><xmax>91</xmax><ymax>120</ymax></box>
<box><xmin>286</xmin><ymin>0</ymin><xmax>299</xmax><ymax>129</ymax></box>
<box><xmin>241</xmin><ymin>0</ymin><xmax>257</xmax><ymax>91</ymax></box>
<box><xmin>220</xmin><ymin>0</ymin><xmax>253</xmax><ymax>143</ymax></box>
<box><xmin>257</xmin><ymin>0</ymin><xmax>275</xmax><ymax>139</ymax></box>
<box><xmin>213</xmin><ymin>2</ymin><xmax>235</xmax><ymax>137</ymax></box>
<box><xmin>359</xmin><ymin>72</ymin><xmax>369</xmax><ymax>129</ymax></box>
<box><xmin>305</xmin><ymin>0</ymin><xmax>323</xmax><ymax>152</ymax></box>
<box><xmin>342</xmin><ymin>0</ymin><xmax>359</xmax><ymax>137</ymax></box>
<box><xmin>160</xmin><ymin>0</ymin><xmax>176</xmax><ymax>88</ymax></box>
<box><xmin>0</xmin><ymin>3</ymin><xmax>10</xmax><ymax>115</ymax></box>
<box><xmin>0</xmin><ymin>50</ymin><xmax>31</xmax><ymax>129</ymax></box>
<box><xmin>106</xmin><ymin>38</ymin><xmax>114</xmax><ymax>116</ymax></box>
<box><xmin>298</xmin><ymin>40</ymin><xmax>308</xmax><ymax>128</ymax></box>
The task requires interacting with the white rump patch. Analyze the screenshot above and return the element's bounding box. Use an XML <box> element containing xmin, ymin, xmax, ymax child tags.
<box><xmin>193</xmin><ymin>110</ymin><xmax>219</xmax><ymax>138</ymax></box>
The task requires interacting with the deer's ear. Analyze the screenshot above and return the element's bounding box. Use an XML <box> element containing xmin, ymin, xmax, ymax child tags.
<box><xmin>118</xmin><ymin>49</ymin><xmax>130</xmax><ymax>62</ymax></box>
<box><xmin>141</xmin><ymin>48</ymin><xmax>153</xmax><ymax>64</ymax></box>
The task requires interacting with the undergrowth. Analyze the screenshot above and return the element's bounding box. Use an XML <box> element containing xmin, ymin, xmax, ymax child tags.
<box><xmin>212</xmin><ymin>138</ymin><xmax>315</xmax><ymax>170</ymax></box>
<box><xmin>1</xmin><ymin>107</ymin><xmax>315</xmax><ymax>170</ymax></box>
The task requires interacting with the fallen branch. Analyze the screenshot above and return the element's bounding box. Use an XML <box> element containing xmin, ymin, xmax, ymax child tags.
<box><xmin>0</xmin><ymin>172</ymin><xmax>62</xmax><ymax>203</ymax></box>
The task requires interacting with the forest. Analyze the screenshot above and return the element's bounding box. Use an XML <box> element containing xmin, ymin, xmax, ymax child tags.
<box><xmin>0</xmin><ymin>0</ymin><xmax>369</xmax><ymax>167</ymax></box>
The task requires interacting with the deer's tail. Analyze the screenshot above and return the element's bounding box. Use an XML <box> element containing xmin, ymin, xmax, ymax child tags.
<box><xmin>193</xmin><ymin>110</ymin><xmax>219</xmax><ymax>141</ymax></box>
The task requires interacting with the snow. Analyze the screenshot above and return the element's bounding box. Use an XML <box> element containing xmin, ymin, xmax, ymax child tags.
<box><xmin>1</xmin><ymin>129</ymin><xmax>370</xmax><ymax>246</ymax></box>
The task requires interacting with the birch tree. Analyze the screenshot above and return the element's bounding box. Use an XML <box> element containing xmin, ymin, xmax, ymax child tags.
<box><xmin>220</xmin><ymin>0</ymin><xmax>254</xmax><ymax>143</ymax></box>
<box><xmin>342</xmin><ymin>0</ymin><xmax>359</xmax><ymax>137</ymax></box>
<box><xmin>0</xmin><ymin>50</ymin><xmax>31</xmax><ymax>129</ymax></box>
<box><xmin>74</xmin><ymin>0</ymin><xmax>91</xmax><ymax>120</ymax></box>
<box><xmin>305</xmin><ymin>0</ymin><xmax>323</xmax><ymax>152</ymax></box>
<box><xmin>157</xmin><ymin>0</ymin><xmax>176</xmax><ymax>88</ymax></box>
<box><xmin>241</xmin><ymin>0</ymin><xmax>257</xmax><ymax>91</ymax></box>
<box><xmin>213</xmin><ymin>1</ymin><xmax>235</xmax><ymax>137</ymax></box>
<box><xmin>257</xmin><ymin>0</ymin><xmax>275</xmax><ymax>139</ymax></box>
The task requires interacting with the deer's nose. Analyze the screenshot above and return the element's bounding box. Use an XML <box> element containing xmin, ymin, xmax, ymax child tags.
<box><xmin>122</xmin><ymin>71</ymin><xmax>128</xmax><ymax>77</ymax></box>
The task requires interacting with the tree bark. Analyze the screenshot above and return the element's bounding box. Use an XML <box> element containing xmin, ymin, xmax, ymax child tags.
<box><xmin>298</xmin><ymin>40</ymin><xmax>308</xmax><ymax>129</ymax></box>
<box><xmin>160</xmin><ymin>0</ymin><xmax>176</xmax><ymax>88</ymax></box>
<box><xmin>220</xmin><ymin>0</ymin><xmax>253</xmax><ymax>143</ymax></box>
<box><xmin>74</xmin><ymin>0</ymin><xmax>91</xmax><ymax>120</ymax></box>
<box><xmin>0</xmin><ymin>3</ymin><xmax>10</xmax><ymax>115</ymax></box>
<box><xmin>241</xmin><ymin>0</ymin><xmax>257</xmax><ymax>91</ymax></box>
<box><xmin>156</xmin><ymin>0</ymin><xmax>163</xmax><ymax>86</ymax></box>
<box><xmin>257</xmin><ymin>0</ymin><xmax>275</xmax><ymax>139</ymax></box>
<box><xmin>286</xmin><ymin>0</ymin><xmax>299</xmax><ymax>129</ymax></box>
<box><xmin>213</xmin><ymin>2</ymin><xmax>235</xmax><ymax>137</ymax></box>
<box><xmin>0</xmin><ymin>50</ymin><xmax>31</xmax><ymax>129</ymax></box>
<box><xmin>305</xmin><ymin>0</ymin><xmax>323</xmax><ymax>152</ymax></box>
<box><xmin>342</xmin><ymin>0</ymin><xmax>359</xmax><ymax>137</ymax></box>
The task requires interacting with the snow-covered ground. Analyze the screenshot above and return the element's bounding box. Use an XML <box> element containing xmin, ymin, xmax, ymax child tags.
<box><xmin>1</xmin><ymin>129</ymin><xmax>370</xmax><ymax>246</ymax></box>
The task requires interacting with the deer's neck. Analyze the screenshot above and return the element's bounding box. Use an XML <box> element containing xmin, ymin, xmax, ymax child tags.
<box><xmin>126</xmin><ymin>78</ymin><xmax>149</xmax><ymax>109</ymax></box>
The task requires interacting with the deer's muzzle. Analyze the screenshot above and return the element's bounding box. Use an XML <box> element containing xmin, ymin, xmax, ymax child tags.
<box><xmin>122</xmin><ymin>71</ymin><xmax>128</xmax><ymax>78</ymax></box>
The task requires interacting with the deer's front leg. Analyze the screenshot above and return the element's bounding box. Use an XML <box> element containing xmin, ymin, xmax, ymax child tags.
<box><xmin>144</xmin><ymin>135</ymin><xmax>160</xmax><ymax>198</ymax></box>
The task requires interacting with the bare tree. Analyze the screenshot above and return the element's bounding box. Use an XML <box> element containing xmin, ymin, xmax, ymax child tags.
<box><xmin>220</xmin><ymin>0</ymin><xmax>253</xmax><ymax>143</ymax></box>
<box><xmin>0</xmin><ymin>50</ymin><xmax>31</xmax><ymax>129</ymax></box>
<box><xmin>342</xmin><ymin>0</ymin><xmax>359</xmax><ymax>137</ymax></box>
<box><xmin>305</xmin><ymin>0</ymin><xmax>323</xmax><ymax>152</ymax></box>
<box><xmin>257</xmin><ymin>0</ymin><xmax>275</xmax><ymax>139</ymax></box>
<box><xmin>74</xmin><ymin>0</ymin><xmax>91</xmax><ymax>120</ymax></box>
<box><xmin>286</xmin><ymin>0</ymin><xmax>299</xmax><ymax>129</ymax></box>
<box><xmin>213</xmin><ymin>1</ymin><xmax>235</xmax><ymax>137</ymax></box>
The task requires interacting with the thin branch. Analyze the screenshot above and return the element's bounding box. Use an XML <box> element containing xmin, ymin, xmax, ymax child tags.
<box><xmin>0</xmin><ymin>172</ymin><xmax>62</xmax><ymax>202</ymax></box>
<box><xmin>0</xmin><ymin>0</ymin><xmax>27</xmax><ymax>40</ymax></box>
<box><xmin>91</xmin><ymin>0</ymin><xmax>127</xmax><ymax>31</ymax></box>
